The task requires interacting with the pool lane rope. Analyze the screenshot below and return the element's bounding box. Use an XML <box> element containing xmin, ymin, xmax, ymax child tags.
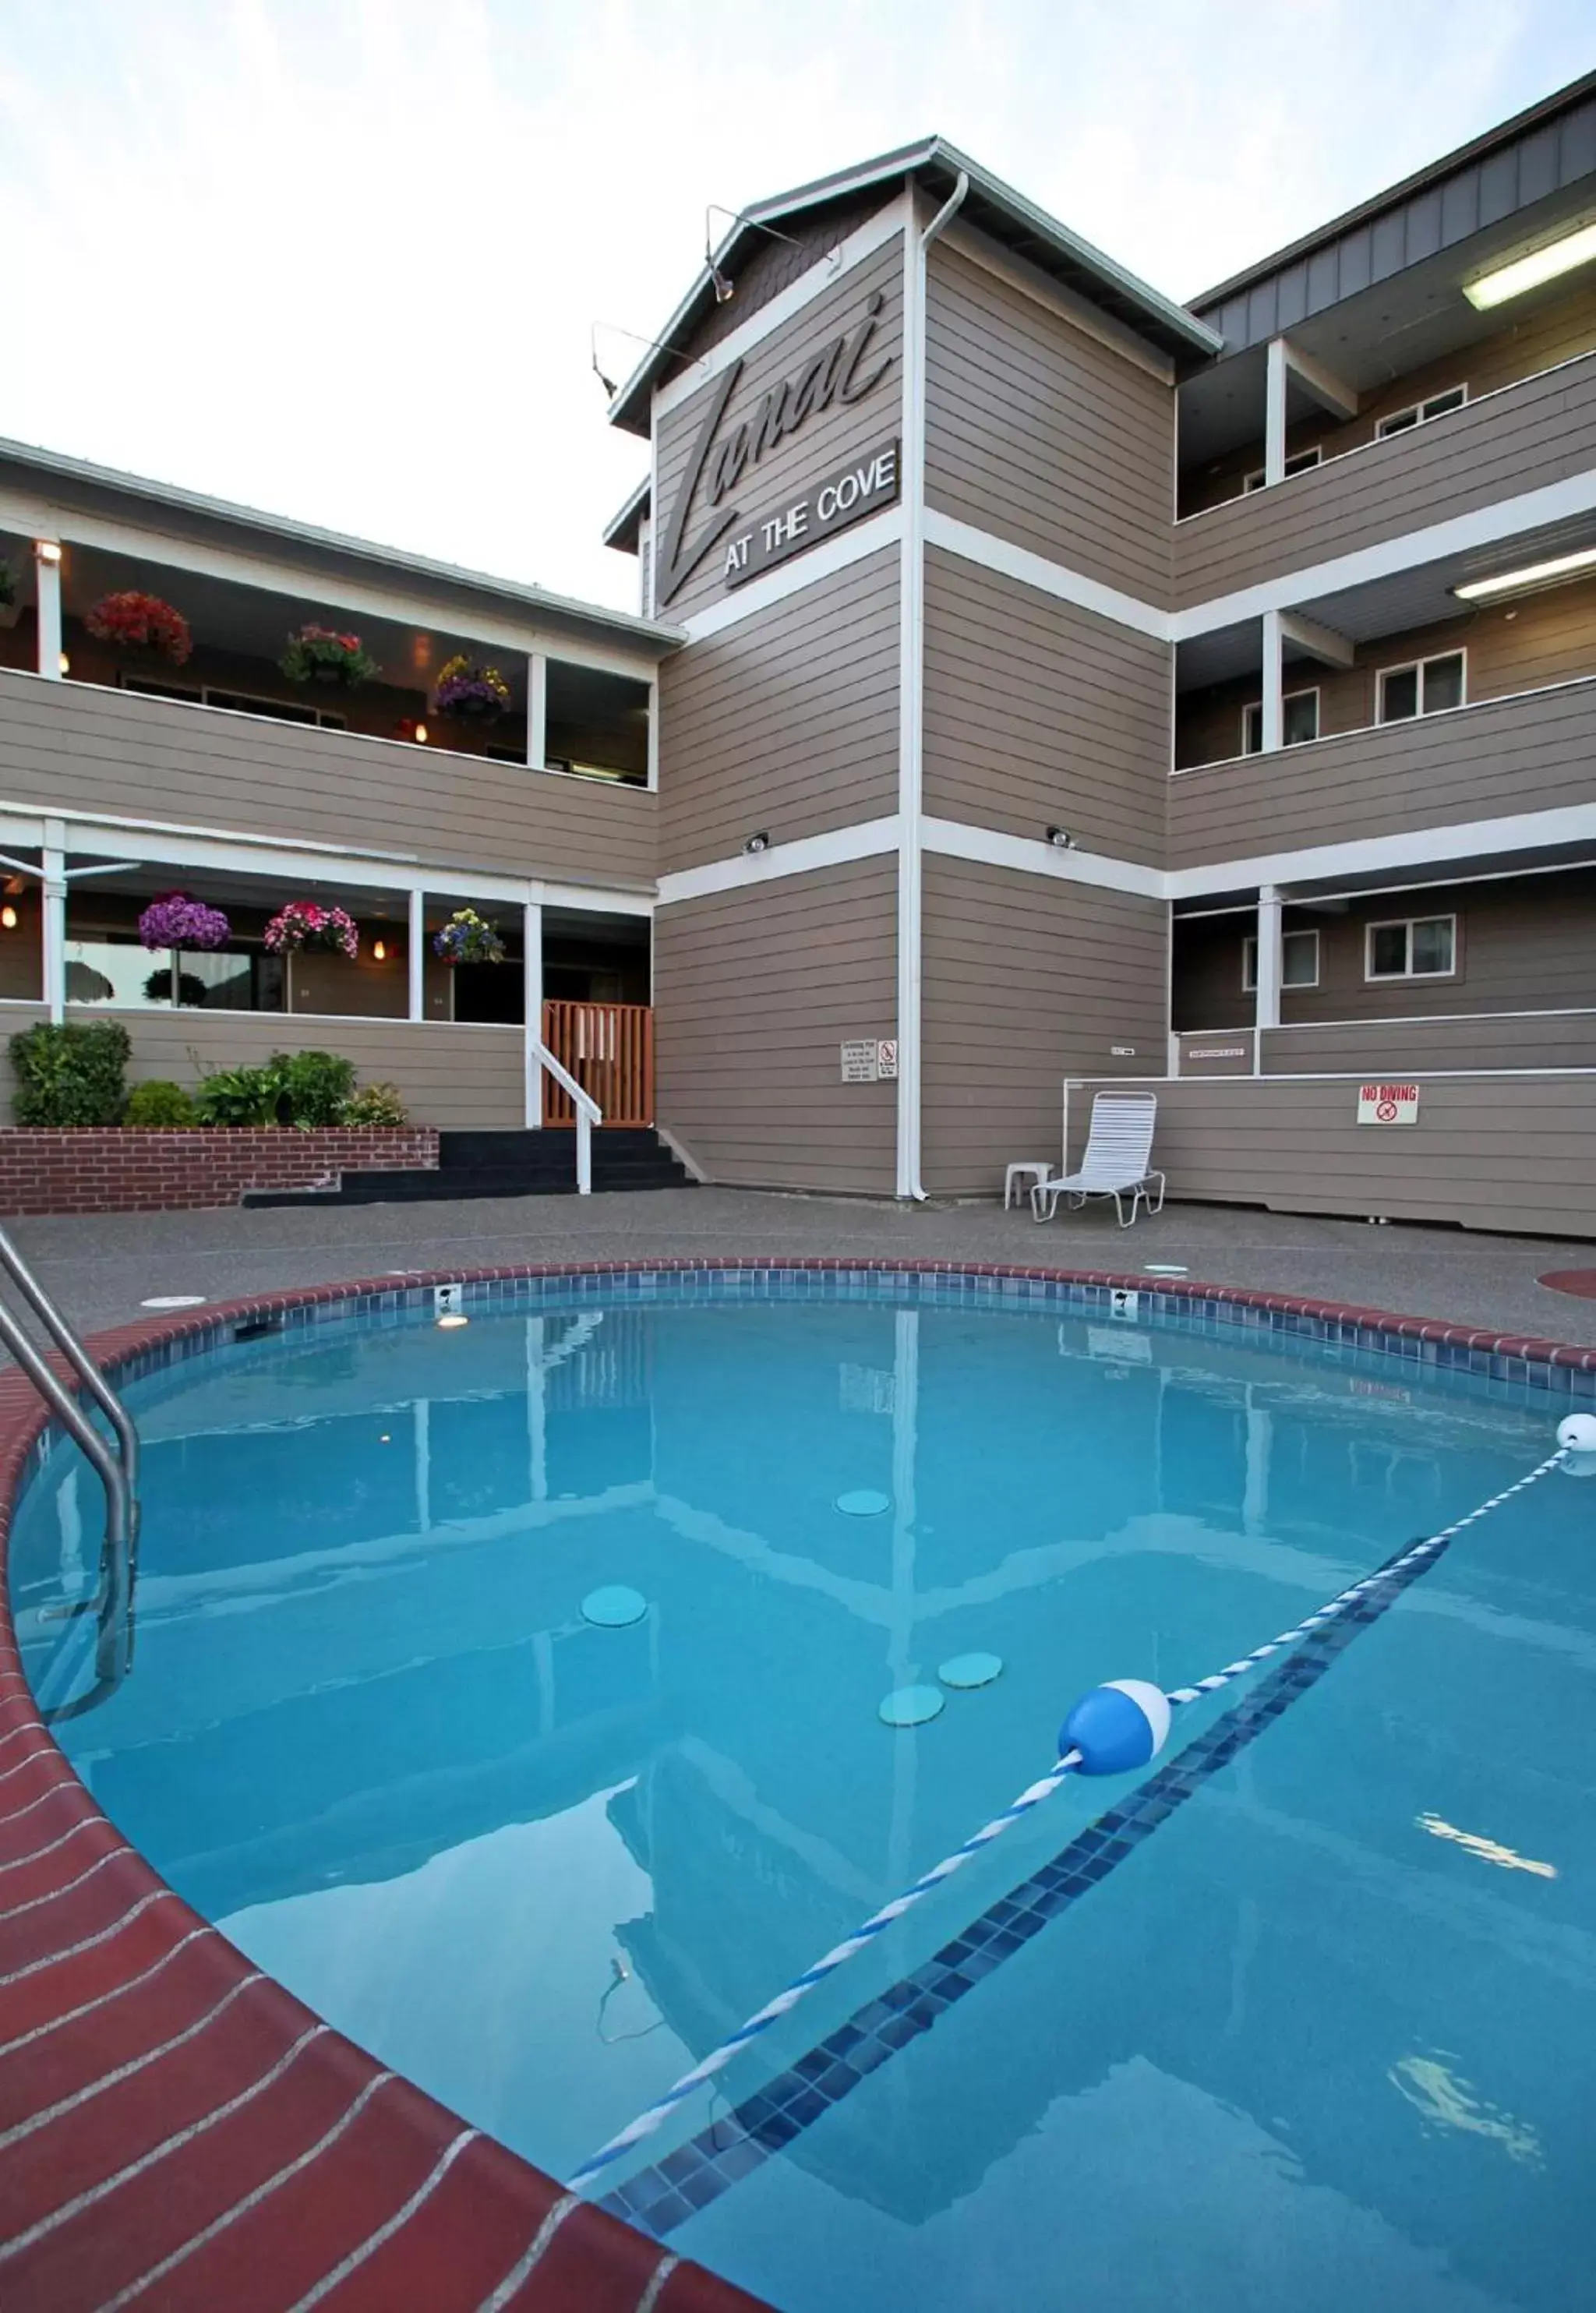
<box><xmin>566</xmin><ymin>1425</ymin><xmax>1584</xmax><ymax>2196</ymax></box>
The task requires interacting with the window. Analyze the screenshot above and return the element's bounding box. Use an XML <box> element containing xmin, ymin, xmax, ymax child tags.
<box><xmin>1365</xmin><ymin>915</ymin><xmax>1457</xmax><ymax>980</ymax></box>
<box><xmin>1376</xmin><ymin>652</ymin><xmax>1465</xmax><ymax>723</ymax></box>
<box><xmin>1243</xmin><ymin>447</ymin><xmax>1322</xmax><ymax>492</ymax></box>
<box><xmin>1375</xmin><ymin>386</ymin><xmax>1467</xmax><ymax>438</ymax></box>
<box><xmin>1243</xmin><ymin>688</ymin><xmax>1319</xmax><ymax>754</ymax></box>
<box><xmin>118</xmin><ymin>673</ymin><xmax>345</xmax><ymax>729</ymax></box>
<box><xmin>1242</xmin><ymin>929</ymin><xmax>1320</xmax><ymax>991</ymax></box>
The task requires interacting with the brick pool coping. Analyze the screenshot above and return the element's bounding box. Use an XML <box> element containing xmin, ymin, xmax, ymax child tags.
<box><xmin>2</xmin><ymin>1256</ymin><xmax>1594</xmax><ymax>2310</ymax></box>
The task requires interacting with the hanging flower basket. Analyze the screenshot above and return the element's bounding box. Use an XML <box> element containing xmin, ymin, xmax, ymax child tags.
<box><xmin>264</xmin><ymin>900</ymin><xmax>359</xmax><ymax>959</ymax></box>
<box><xmin>432</xmin><ymin>907</ymin><xmax>507</xmax><ymax>966</ymax></box>
<box><xmin>86</xmin><ymin>591</ymin><xmax>192</xmax><ymax>665</ymax></box>
<box><xmin>431</xmin><ymin>655</ymin><xmax>511</xmax><ymax>722</ymax></box>
<box><xmin>138</xmin><ymin>892</ymin><xmax>231</xmax><ymax>952</ymax></box>
<box><xmin>280</xmin><ymin>623</ymin><xmax>377</xmax><ymax>688</ymax></box>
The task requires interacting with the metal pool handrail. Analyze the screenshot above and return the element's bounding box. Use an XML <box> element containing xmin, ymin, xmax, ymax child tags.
<box><xmin>0</xmin><ymin>1223</ymin><xmax>139</xmax><ymax>1716</ymax></box>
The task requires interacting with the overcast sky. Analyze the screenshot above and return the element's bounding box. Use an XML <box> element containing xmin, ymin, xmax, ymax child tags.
<box><xmin>2</xmin><ymin>2</ymin><xmax>1591</xmax><ymax>612</ymax></box>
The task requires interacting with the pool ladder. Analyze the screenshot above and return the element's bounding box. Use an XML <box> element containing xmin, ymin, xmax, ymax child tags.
<box><xmin>0</xmin><ymin>1222</ymin><xmax>139</xmax><ymax>1721</ymax></box>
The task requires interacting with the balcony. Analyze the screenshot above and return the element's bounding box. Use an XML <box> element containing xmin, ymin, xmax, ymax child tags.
<box><xmin>1167</xmin><ymin>673</ymin><xmax>1596</xmax><ymax>873</ymax></box>
<box><xmin>1173</xmin><ymin>349</ymin><xmax>1596</xmax><ymax>610</ymax></box>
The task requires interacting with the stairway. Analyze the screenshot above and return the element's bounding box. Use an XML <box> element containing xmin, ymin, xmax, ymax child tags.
<box><xmin>241</xmin><ymin>1127</ymin><xmax>694</xmax><ymax>1209</ymax></box>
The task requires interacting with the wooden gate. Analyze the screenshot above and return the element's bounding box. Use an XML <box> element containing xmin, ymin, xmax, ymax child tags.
<box><xmin>540</xmin><ymin>1001</ymin><xmax>654</xmax><ymax>1126</ymax></box>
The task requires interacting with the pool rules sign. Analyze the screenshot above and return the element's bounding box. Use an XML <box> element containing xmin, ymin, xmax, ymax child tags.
<box><xmin>1357</xmin><ymin>1081</ymin><xmax>1420</xmax><ymax>1125</ymax></box>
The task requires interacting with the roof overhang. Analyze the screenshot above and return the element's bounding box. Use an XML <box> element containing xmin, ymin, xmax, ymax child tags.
<box><xmin>602</xmin><ymin>475</ymin><xmax>651</xmax><ymax>555</ymax></box>
<box><xmin>606</xmin><ymin>136</ymin><xmax>1222</xmax><ymax>437</ymax></box>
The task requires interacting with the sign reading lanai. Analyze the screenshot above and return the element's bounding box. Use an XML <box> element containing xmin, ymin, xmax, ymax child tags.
<box><xmin>655</xmin><ymin>291</ymin><xmax>896</xmax><ymax>605</ymax></box>
<box><xmin>723</xmin><ymin>441</ymin><xmax>899</xmax><ymax>588</ymax></box>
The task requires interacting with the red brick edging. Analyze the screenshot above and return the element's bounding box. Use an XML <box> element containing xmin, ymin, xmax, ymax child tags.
<box><xmin>0</xmin><ymin>1128</ymin><xmax>438</xmax><ymax>1219</ymax></box>
<box><xmin>1</xmin><ymin>1258</ymin><xmax>1590</xmax><ymax>2310</ymax></box>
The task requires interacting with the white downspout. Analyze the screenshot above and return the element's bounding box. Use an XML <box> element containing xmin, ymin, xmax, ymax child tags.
<box><xmin>896</xmin><ymin>168</ymin><xmax>967</xmax><ymax>1202</ymax></box>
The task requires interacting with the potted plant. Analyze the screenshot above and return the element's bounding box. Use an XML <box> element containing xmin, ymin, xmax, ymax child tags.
<box><xmin>86</xmin><ymin>591</ymin><xmax>192</xmax><ymax>665</ymax></box>
<box><xmin>263</xmin><ymin>900</ymin><xmax>359</xmax><ymax>958</ymax></box>
<box><xmin>431</xmin><ymin>655</ymin><xmax>511</xmax><ymax>722</ymax></box>
<box><xmin>432</xmin><ymin>907</ymin><xmax>507</xmax><ymax>966</ymax></box>
<box><xmin>280</xmin><ymin>623</ymin><xmax>377</xmax><ymax>688</ymax></box>
<box><xmin>138</xmin><ymin>890</ymin><xmax>230</xmax><ymax>1012</ymax></box>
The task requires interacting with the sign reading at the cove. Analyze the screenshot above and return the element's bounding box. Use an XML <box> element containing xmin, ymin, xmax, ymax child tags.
<box><xmin>655</xmin><ymin>291</ymin><xmax>896</xmax><ymax>605</ymax></box>
<box><xmin>1357</xmin><ymin>1081</ymin><xmax>1420</xmax><ymax>1125</ymax></box>
<box><xmin>723</xmin><ymin>441</ymin><xmax>899</xmax><ymax>588</ymax></box>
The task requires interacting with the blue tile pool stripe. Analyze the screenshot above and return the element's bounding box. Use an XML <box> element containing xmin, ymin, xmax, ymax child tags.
<box><xmin>598</xmin><ymin>1533</ymin><xmax>1448</xmax><ymax>2242</ymax></box>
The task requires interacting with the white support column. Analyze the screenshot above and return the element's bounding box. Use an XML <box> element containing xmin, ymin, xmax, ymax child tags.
<box><xmin>41</xmin><ymin>822</ymin><xmax>66</xmax><ymax>1024</ymax></box>
<box><xmin>407</xmin><ymin>888</ymin><xmax>425</xmax><ymax>1021</ymax></box>
<box><xmin>527</xmin><ymin>652</ymin><xmax>547</xmax><ymax>770</ymax></box>
<box><xmin>1259</xmin><ymin>609</ymin><xmax>1284</xmax><ymax>753</ymax></box>
<box><xmin>646</xmin><ymin>673</ymin><xmax>659</xmax><ymax>793</ymax></box>
<box><xmin>1254</xmin><ymin>883</ymin><xmax>1283</xmax><ymax>1068</ymax></box>
<box><xmin>1264</xmin><ymin>338</ymin><xmax>1288</xmax><ymax>489</ymax></box>
<box><xmin>34</xmin><ymin>542</ymin><xmax>62</xmax><ymax>679</ymax></box>
<box><xmin>523</xmin><ymin>898</ymin><xmax>543</xmax><ymax>1128</ymax></box>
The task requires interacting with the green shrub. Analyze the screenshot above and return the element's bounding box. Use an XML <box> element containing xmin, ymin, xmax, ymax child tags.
<box><xmin>194</xmin><ymin>1062</ymin><xmax>284</xmax><ymax>1128</ymax></box>
<box><xmin>340</xmin><ymin>1081</ymin><xmax>408</xmax><ymax>1128</ymax></box>
<box><xmin>273</xmin><ymin>1048</ymin><xmax>357</xmax><ymax>1128</ymax></box>
<box><xmin>125</xmin><ymin>1079</ymin><xmax>200</xmax><ymax>1128</ymax></box>
<box><xmin>9</xmin><ymin>1020</ymin><xmax>131</xmax><ymax>1126</ymax></box>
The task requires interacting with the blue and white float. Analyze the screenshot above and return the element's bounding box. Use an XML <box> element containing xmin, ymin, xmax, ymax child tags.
<box><xmin>1058</xmin><ymin>1677</ymin><xmax>1172</xmax><ymax>1774</ymax></box>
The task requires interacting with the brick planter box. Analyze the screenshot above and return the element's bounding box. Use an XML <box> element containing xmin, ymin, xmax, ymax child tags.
<box><xmin>0</xmin><ymin>1127</ymin><xmax>440</xmax><ymax>1217</ymax></box>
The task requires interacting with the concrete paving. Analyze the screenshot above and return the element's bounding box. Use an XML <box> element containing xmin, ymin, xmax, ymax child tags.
<box><xmin>7</xmin><ymin>1188</ymin><xmax>1595</xmax><ymax>1345</ymax></box>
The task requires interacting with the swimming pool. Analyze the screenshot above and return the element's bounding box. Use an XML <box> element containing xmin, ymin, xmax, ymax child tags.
<box><xmin>11</xmin><ymin>1266</ymin><xmax>1594</xmax><ymax>2312</ymax></box>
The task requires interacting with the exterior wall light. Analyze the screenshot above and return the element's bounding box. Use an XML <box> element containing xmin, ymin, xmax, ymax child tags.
<box><xmin>1464</xmin><ymin>219</ymin><xmax>1596</xmax><ymax>309</ymax></box>
<box><xmin>1046</xmin><ymin>826</ymin><xmax>1077</xmax><ymax>849</ymax></box>
<box><xmin>373</xmin><ymin>939</ymin><xmax>387</xmax><ymax>962</ymax></box>
<box><xmin>743</xmin><ymin>831</ymin><xmax>771</xmax><ymax>854</ymax></box>
<box><xmin>58</xmin><ymin>653</ymin><xmax>69</xmax><ymax>676</ymax></box>
<box><xmin>415</xmin><ymin>722</ymin><xmax>427</xmax><ymax>745</ymax></box>
<box><xmin>35</xmin><ymin>541</ymin><xmax>62</xmax><ymax>564</ymax></box>
<box><xmin>0</xmin><ymin>907</ymin><xmax>16</xmax><ymax>930</ymax></box>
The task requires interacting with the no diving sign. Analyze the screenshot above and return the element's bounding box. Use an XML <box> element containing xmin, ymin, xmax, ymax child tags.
<box><xmin>1357</xmin><ymin>1081</ymin><xmax>1420</xmax><ymax>1126</ymax></box>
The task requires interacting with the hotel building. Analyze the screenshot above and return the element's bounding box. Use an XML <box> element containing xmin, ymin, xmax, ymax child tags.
<box><xmin>3</xmin><ymin>71</ymin><xmax>1595</xmax><ymax>1231</ymax></box>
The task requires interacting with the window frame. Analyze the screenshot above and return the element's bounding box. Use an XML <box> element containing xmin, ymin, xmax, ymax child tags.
<box><xmin>1375</xmin><ymin>385</ymin><xmax>1468</xmax><ymax>440</ymax></box>
<box><xmin>1241</xmin><ymin>927</ymin><xmax>1321</xmax><ymax>993</ymax></box>
<box><xmin>1242</xmin><ymin>446</ymin><xmax>1323</xmax><ymax>493</ymax></box>
<box><xmin>1242</xmin><ymin>685</ymin><xmax>1321</xmax><ymax>755</ymax></box>
<box><xmin>1363</xmin><ymin>913</ymin><xmax>1459</xmax><ymax>982</ymax></box>
<box><xmin>1375</xmin><ymin>650</ymin><xmax>1467</xmax><ymax>726</ymax></box>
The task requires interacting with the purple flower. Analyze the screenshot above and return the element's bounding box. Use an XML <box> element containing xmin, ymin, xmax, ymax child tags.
<box><xmin>139</xmin><ymin>892</ymin><xmax>231</xmax><ymax>952</ymax></box>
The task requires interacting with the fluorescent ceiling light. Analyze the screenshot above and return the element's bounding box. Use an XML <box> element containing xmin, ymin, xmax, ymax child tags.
<box><xmin>1454</xmin><ymin>546</ymin><xmax>1596</xmax><ymax>602</ymax></box>
<box><xmin>1464</xmin><ymin>218</ymin><xmax>1596</xmax><ymax>309</ymax></box>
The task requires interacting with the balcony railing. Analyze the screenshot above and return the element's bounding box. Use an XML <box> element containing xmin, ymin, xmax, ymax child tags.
<box><xmin>1173</xmin><ymin>348</ymin><xmax>1596</xmax><ymax>609</ymax></box>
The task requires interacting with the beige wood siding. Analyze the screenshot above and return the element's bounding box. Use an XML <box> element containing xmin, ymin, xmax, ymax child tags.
<box><xmin>923</xmin><ymin>551</ymin><xmax>1169</xmax><ymax>863</ymax></box>
<box><xmin>1181</xmin><ymin>280</ymin><xmax>1596</xmax><ymax>516</ymax></box>
<box><xmin>1167</xmin><ymin>680</ymin><xmax>1596</xmax><ymax>870</ymax></box>
<box><xmin>116</xmin><ymin>1011</ymin><xmax>525</xmax><ymax>1125</ymax></box>
<box><xmin>1175</xmin><ymin>873</ymin><xmax>1596</xmax><ymax>1032</ymax></box>
<box><xmin>921</xmin><ymin>858</ymin><xmax>1167</xmax><ymax>1194</ymax></box>
<box><xmin>651</xmin><ymin>237</ymin><xmax>904</xmax><ymax>623</ymax></box>
<box><xmin>925</xmin><ymin>241</ymin><xmax>1173</xmax><ymax>605</ymax></box>
<box><xmin>653</xmin><ymin>857</ymin><xmax>896</xmax><ymax>1192</ymax></box>
<box><xmin>1261</xmin><ymin>1012</ymin><xmax>1596</xmax><ymax>1072</ymax></box>
<box><xmin>0</xmin><ymin>669</ymin><xmax>656</xmax><ymax>888</ymax></box>
<box><xmin>1174</xmin><ymin>350</ymin><xmax>1596</xmax><ymax>608</ymax></box>
<box><xmin>1177</xmin><ymin>574</ymin><xmax>1596</xmax><ymax>769</ymax></box>
<box><xmin>658</xmin><ymin>549</ymin><xmax>899</xmax><ymax>874</ymax></box>
<box><xmin>1070</xmin><ymin>1071</ymin><xmax>1596</xmax><ymax>1238</ymax></box>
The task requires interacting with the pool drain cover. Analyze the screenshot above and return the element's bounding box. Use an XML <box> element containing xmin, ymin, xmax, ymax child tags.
<box><xmin>836</xmin><ymin>1489</ymin><xmax>890</xmax><ymax>1517</ymax></box>
<box><xmin>878</xmin><ymin>1685</ymin><xmax>945</xmax><ymax>1728</ymax></box>
<box><xmin>938</xmin><ymin>1651</ymin><xmax>1004</xmax><ymax>1690</ymax></box>
<box><xmin>581</xmin><ymin>1585</ymin><xmax>648</xmax><ymax>1629</ymax></box>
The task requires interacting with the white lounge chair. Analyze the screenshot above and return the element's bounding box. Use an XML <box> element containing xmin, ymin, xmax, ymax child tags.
<box><xmin>1030</xmin><ymin>1092</ymin><xmax>1164</xmax><ymax>1227</ymax></box>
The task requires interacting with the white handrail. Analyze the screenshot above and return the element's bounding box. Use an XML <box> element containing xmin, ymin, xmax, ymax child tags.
<box><xmin>524</xmin><ymin>1031</ymin><xmax>602</xmax><ymax>1194</ymax></box>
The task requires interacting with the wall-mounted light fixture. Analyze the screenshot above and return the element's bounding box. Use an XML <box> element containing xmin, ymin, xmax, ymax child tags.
<box><xmin>373</xmin><ymin>939</ymin><xmax>387</xmax><ymax>962</ymax></box>
<box><xmin>34</xmin><ymin>540</ymin><xmax>62</xmax><ymax>565</ymax></box>
<box><xmin>743</xmin><ymin>831</ymin><xmax>771</xmax><ymax>855</ymax></box>
<box><xmin>1464</xmin><ymin>218</ymin><xmax>1596</xmax><ymax>309</ymax></box>
<box><xmin>397</xmin><ymin>718</ymin><xmax>429</xmax><ymax>746</ymax></box>
<box><xmin>0</xmin><ymin>907</ymin><xmax>16</xmax><ymax>930</ymax></box>
<box><xmin>1454</xmin><ymin>546</ymin><xmax>1596</xmax><ymax>602</ymax></box>
<box><xmin>58</xmin><ymin>653</ymin><xmax>69</xmax><ymax>676</ymax></box>
<box><xmin>703</xmin><ymin>206</ymin><xmax>806</xmax><ymax>308</ymax></box>
<box><xmin>1045</xmin><ymin>826</ymin><xmax>1077</xmax><ymax>850</ymax></box>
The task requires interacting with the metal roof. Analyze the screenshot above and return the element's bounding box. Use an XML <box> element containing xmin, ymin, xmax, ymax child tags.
<box><xmin>1189</xmin><ymin>68</ymin><xmax>1596</xmax><ymax>351</ymax></box>
<box><xmin>606</xmin><ymin>136</ymin><xmax>1221</xmax><ymax>436</ymax></box>
<box><xmin>0</xmin><ymin>434</ymin><xmax>683</xmax><ymax>655</ymax></box>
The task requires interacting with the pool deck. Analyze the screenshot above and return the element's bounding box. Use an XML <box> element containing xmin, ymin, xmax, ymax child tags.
<box><xmin>8</xmin><ymin>1186</ymin><xmax>1596</xmax><ymax>1346</ymax></box>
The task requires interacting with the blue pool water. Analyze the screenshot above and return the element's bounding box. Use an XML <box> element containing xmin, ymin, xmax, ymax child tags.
<box><xmin>12</xmin><ymin>1280</ymin><xmax>1595</xmax><ymax>2312</ymax></box>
